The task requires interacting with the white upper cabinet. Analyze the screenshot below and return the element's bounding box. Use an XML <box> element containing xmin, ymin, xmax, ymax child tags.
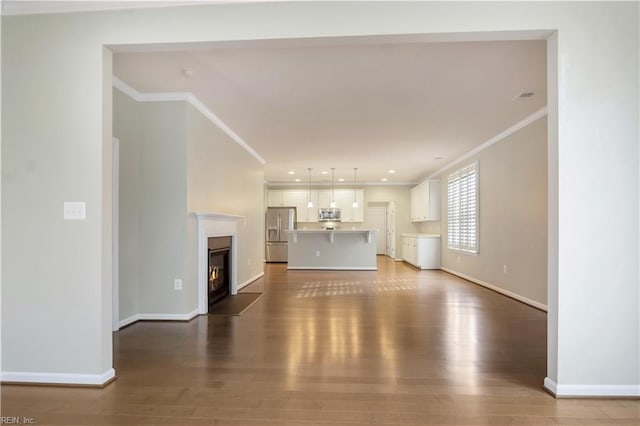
<box><xmin>410</xmin><ymin>180</ymin><xmax>440</xmax><ymax>222</ymax></box>
<box><xmin>282</xmin><ymin>190</ymin><xmax>306</xmax><ymax>208</ymax></box>
<box><xmin>333</xmin><ymin>189</ymin><xmax>364</xmax><ymax>222</ymax></box>
<box><xmin>317</xmin><ymin>188</ymin><xmax>364</xmax><ymax>222</ymax></box>
<box><xmin>298</xmin><ymin>191</ymin><xmax>319</xmax><ymax>222</ymax></box>
<box><xmin>268</xmin><ymin>189</ymin><xmax>306</xmax><ymax>208</ymax></box>
<box><xmin>267</xmin><ymin>190</ymin><xmax>284</xmax><ymax>207</ymax></box>
<box><xmin>269</xmin><ymin>189</ymin><xmax>319</xmax><ymax>222</ymax></box>
<box><xmin>318</xmin><ymin>189</ymin><xmax>332</xmax><ymax>209</ymax></box>
<box><xmin>269</xmin><ymin>188</ymin><xmax>364</xmax><ymax>222</ymax></box>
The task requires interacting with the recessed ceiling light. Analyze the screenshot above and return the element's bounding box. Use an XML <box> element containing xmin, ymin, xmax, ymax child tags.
<box><xmin>381</xmin><ymin>178</ymin><xmax>388</xmax><ymax>182</ymax></box>
<box><xmin>321</xmin><ymin>170</ymin><xmax>329</xmax><ymax>175</ymax></box>
<box><xmin>288</xmin><ymin>171</ymin><xmax>295</xmax><ymax>175</ymax></box>
<box><xmin>388</xmin><ymin>170</ymin><xmax>396</xmax><ymax>174</ymax></box>
<box><xmin>294</xmin><ymin>178</ymin><xmax>301</xmax><ymax>182</ymax></box>
<box><xmin>338</xmin><ymin>178</ymin><xmax>345</xmax><ymax>182</ymax></box>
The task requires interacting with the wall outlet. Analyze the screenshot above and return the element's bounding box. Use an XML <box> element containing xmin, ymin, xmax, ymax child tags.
<box><xmin>457</xmin><ymin>255</ymin><xmax>461</xmax><ymax>264</ymax></box>
<box><xmin>174</xmin><ymin>279</ymin><xmax>183</xmax><ymax>290</ymax></box>
<box><xmin>315</xmin><ymin>250</ymin><xmax>320</xmax><ymax>257</ymax></box>
<box><xmin>248</xmin><ymin>258</ymin><xmax>252</xmax><ymax>266</ymax></box>
<box><xmin>503</xmin><ymin>265</ymin><xmax>508</xmax><ymax>274</ymax></box>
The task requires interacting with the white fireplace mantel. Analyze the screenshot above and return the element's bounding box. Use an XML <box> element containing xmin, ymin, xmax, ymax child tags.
<box><xmin>195</xmin><ymin>212</ymin><xmax>244</xmax><ymax>314</ymax></box>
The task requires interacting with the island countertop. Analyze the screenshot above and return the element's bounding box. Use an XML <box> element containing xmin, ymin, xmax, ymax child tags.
<box><xmin>290</xmin><ymin>229</ymin><xmax>378</xmax><ymax>233</ymax></box>
<box><xmin>287</xmin><ymin>229</ymin><xmax>377</xmax><ymax>270</ymax></box>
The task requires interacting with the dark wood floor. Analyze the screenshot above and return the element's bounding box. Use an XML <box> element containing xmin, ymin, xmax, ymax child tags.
<box><xmin>2</xmin><ymin>258</ymin><xmax>638</xmax><ymax>425</ymax></box>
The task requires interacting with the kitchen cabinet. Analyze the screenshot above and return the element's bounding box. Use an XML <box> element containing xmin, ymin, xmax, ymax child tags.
<box><xmin>299</xmin><ymin>191</ymin><xmax>319</xmax><ymax>222</ymax></box>
<box><xmin>410</xmin><ymin>180</ymin><xmax>440</xmax><ymax>222</ymax></box>
<box><xmin>318</xmin><ymin>189</ymin><xmax>364</xmax><ymax>222</ymax></box>
<box><xmin>267</xmin><ymin>190</ymin><xmax>285</xmax><ymax>207</ymax></box>
<box><xmin>282</xmin><ymin>190</ymin><xmax>306</xmax><ymax>208</ymax></box>
<box><xmin>268</xmin><ymin>189</ymin><xmax>307</xmax><ymax>208</ymax></box>
<box><xmin>269</xmin><ymin>189</ymin><xmax>364</xmax><ymax>223</ymax></box>
<box><xmin>267</xmin><ymin>190</ymin><xmax>318</xmax><ymax>222</ymax></box>
<box><xmin>333</xmin><ymin>189</ymin><xmax>364</xmax><ymax>222</ymax></box>
<box><xmin>401</xmin><ymin>233</ymin><xmax>441</xmax><ymax>269</ymax></box>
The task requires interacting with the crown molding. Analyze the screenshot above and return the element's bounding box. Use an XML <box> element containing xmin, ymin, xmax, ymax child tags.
<box><xmin>266</xmin><ymin>181</ymin><xmax>417</xmax><ymax>188</ymax></box>
<box><xmin>427</xmin><ymin>106</ymin><xmax>548</xmax><ymax>180</ymax></box>
<box><xmin>112</xmin><ymin>76</ymin><xmax>266</xmax><ymax>165</ymax></box>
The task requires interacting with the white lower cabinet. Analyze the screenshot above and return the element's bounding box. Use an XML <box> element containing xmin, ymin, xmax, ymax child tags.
<box><xmin>401</xmin><ymin>233</ymin><xmax>441</xmax><ymax>269</ymax></box>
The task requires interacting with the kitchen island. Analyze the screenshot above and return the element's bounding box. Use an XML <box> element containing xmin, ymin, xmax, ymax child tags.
<box><xmin>287</xmin><ymin>229</ymin><xmax>377</xmax><ymax>270</ymax></box>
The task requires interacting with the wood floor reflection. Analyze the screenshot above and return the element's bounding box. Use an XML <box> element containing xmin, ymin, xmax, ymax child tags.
<box><xmin>2</xmin><ymin>258</ymin><xmax>638</xmax><ymax>425</ymax></box>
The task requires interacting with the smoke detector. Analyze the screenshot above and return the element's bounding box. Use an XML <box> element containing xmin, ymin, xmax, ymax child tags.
<box><xmin>181</xmin><ymin>68</ymin><xmax>197</xmax><ymax>79</ymax></box>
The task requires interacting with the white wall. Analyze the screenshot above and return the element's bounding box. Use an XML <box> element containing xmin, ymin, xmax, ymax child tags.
<box><xmin>1</xmin><ymin>1</ymin><xmax>637</xmax><ymax>393</ymax></box>
<box><xmin>113</xmin><ymin>89</ymin><xmax>141</xmax><ymax>321</ymax></box>
<box><xmin>437</xmin><ymin>115</ymin><xmax>548</xmax><ymax>307</ymax></box>
<box><xmin>3</xmin><ymin>15</ymin><xmax>113</xmax><ymax>380</ymax></box>
<box><xmin>137</xmin><ymin>101</ymin><xmax>189</xmax><ymax>314</ymax></box>
<box><xmin>114</xmin><ymin>92</ymin><xmax>264</xmax><ymax>319</ymax></box>
<box><xmin>0</xmin><ymin>2</ymin><xmax>3</xmax><ymax>385</ymax></box>
<box><xmin>185</xmin><ymin>102</ymin><xmax>265</xmax><ymax>304</ymax></box>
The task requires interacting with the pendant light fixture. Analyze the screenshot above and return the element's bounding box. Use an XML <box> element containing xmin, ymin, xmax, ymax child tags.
<box><xmin>352</xmin><ymin>168</ymin><xmax>359</xmax><ymax>208</ymax></box>
<box><xmin>330</xmin><ymin>168</ymin><xmax>337</xmax><ymax>208</ymax></box>
<box><xmin>307</xmin><ymin>168</ymin><xmax>313</xmax><ymax>208</ymax></box>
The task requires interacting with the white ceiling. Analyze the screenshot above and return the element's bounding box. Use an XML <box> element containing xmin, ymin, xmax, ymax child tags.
<box><xmin>1</xmin><ymin>0</ymin><xmax>209</xmax><ymax>15</ymax></box>
<box><xmin>113</xmin><ymin>36</ymin><xmax>547</xmax><ymax>184</ymax></box>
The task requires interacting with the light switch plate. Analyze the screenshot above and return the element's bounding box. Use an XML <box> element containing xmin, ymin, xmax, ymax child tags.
<box><xmin>64</xmin><ymin>202</ymin><xmax>86</xmax><ymax>220</ymax></box>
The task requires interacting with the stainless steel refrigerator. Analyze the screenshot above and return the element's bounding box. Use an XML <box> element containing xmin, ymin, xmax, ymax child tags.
<box><xmin>265</xmin><ymin>207</ymin><xmax>296</xmax><ymax>262</ymax></box>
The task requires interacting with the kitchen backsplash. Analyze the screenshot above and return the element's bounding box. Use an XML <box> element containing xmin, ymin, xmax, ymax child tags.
<box><xmin>418</xmin><ymin>221</ymin><xmax>441</xmax><ymax>235</ymax></box>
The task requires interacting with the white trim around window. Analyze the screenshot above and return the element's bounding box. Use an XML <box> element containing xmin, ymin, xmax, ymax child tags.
<box><xmin>447</xmin><ymin>161</ymin><xmax>479</xmax><ymax>254</ymax></box>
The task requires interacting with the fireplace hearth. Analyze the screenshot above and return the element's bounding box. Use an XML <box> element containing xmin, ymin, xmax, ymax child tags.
<box><xmin>208</xmin><ymin>236</ymin><xmax>232</xmax><ymax>312</ymax></box>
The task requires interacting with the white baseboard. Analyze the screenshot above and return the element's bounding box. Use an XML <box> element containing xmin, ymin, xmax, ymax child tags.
<box><xmin>287</xmin><ymin>266</ymin><xmax>377</xmax><ymax>271</ymax></box>
<box><xmin>237</xmin><ymin>271</ymin><xmax>264</xmax><ymax>291</ymax></box>
<box><xmin>440</xmin><ymin>267</ymin><xmax>547</xmax><ymax>312</ymax></box>
<box><xmin>544</xmin><ymin>377</ymin><xmax>640</xmax><ymax>397</ymax></box>
<box><xmin>117</xmin><ymin>309</ymin><xmax>199</xmax><ymax>329</ymax></box>
<box><xmin>1</xmin><ymin>368</ymin><xmax>116</xmax><ymax>386</ymax></box>
<box><xmin>118</xmin><ymin>314</ymin><xmax>140</xmax><ymax>329</ymax></box>
<box><xmin>138</xmin><ymin>309</ymin><xmax>199</xmax><ymax>321</ymax></box>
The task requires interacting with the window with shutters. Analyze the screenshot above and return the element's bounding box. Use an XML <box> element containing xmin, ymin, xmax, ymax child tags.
<box><xmin>447</xmin><ymin>161</ymin><xmax>478</xmax><ymax>254</ymax></box>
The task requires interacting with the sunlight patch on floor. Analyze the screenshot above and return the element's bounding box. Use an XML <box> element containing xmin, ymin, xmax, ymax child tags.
<box><xmin>296</xmin><ymin>278</ymin><xmax>418</xmax><ymax>298</ymax></box>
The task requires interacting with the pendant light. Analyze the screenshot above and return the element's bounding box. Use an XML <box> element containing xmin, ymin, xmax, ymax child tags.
<box><xmin>307</xmin><ymin>168</ymin><xmax>313</xmax><ymax>208</ymax></box>
<box><xmin>330</xmin><ymin>168</ymin><xmax>337</xmax><ymax>208</ymax></box>
<box><xmin>352</xmin><ymin>168</ymin><xmax>359</xmax><ymax>208</ymax></box>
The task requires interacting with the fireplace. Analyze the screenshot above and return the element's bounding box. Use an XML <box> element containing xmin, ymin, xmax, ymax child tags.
<box><xmin>208</xmin><ymin>236</ymin><xmax>232</xmax><ymax>311</ymax></box>
<box><xmin>196</xmin><ymin>212</ymin><xmax>241</xmax><ymax>314</ymax></box>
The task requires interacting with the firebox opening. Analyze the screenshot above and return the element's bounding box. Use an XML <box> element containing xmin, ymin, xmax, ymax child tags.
<box><xmin>208</xmin><ymin>236</ymin><xmax>232</xmax><ymax>312</ymax></box>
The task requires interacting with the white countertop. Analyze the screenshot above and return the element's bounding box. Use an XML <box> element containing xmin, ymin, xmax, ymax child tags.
<box><xmin>291</xmin><ymin>229</ymin><xmax>377</xmax><ymax>233</ymax></box>
<box><xmin>401</xmin><ymin>233</ymin><xmax>441</xmax><ymax>238</ymax></box>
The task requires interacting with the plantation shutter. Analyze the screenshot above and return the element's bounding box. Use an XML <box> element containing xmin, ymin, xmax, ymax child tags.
<box><xmin>447</xmin><ymin>162</ymin><xmax>478</xmax><ymax>253</ymax></box>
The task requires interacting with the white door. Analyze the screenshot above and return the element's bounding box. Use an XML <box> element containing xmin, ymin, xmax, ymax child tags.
<box><xmin>387</xmin><ymin>202</ymin><xmax>396</xmax><ymax>258</ymax></box>
<box><xmin>367</xmin><ymin>205</ymin><xmax>387</xmax><ymax>255</ymax></box>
